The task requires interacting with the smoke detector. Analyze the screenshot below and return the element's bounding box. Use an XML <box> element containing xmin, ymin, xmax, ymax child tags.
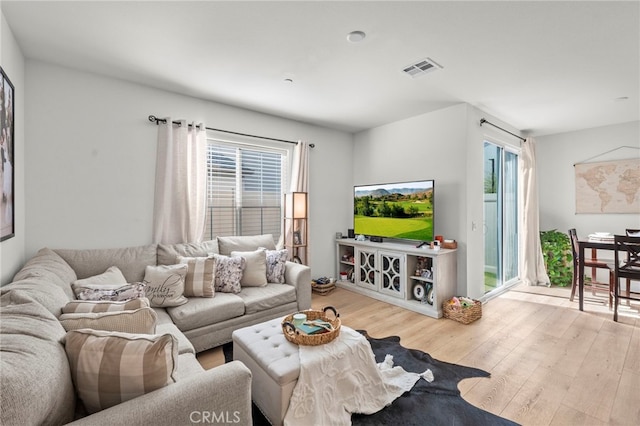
<box><xmin>347</xmin><ymin>30</ymin><xmax>366</xmax><ymax>43</ymax></box>
<box><xmin>402</xmin><ymin>58</ymin><xmax>443</xmax><ymax>78</ymax></box>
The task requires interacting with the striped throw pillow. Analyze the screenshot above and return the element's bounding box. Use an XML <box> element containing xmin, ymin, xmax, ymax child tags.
<box><xmin>177</xmin><ymin>256</ymin><xmax>215</xmax><ymax>297</ymax></box>
<box><xmin>59</xmin><ymin>307</ymin><xmax>157</xmax><ymax>334</ymax></box>
<box><xmin>61</xmin><ymin>297</ymin><xmax>150</xmax><ymax>314</ymax></box>
<box><xmin>64</xmin><ymin>330</ymin><xmax>178</xmax><ymax>414</ymax></box>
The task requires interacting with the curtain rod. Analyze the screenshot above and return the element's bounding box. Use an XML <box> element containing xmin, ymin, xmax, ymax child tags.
<box><xmin>479</xmin><ymin>118</ymin><xmax>526</xmax><ymax>142</ymax></box>
<box><xmin>148</xmin><ymin>115</ymin><xmax>314</xmax><ymax>148</ymax></box>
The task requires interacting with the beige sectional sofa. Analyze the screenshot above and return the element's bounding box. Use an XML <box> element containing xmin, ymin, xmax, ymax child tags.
<box><xmin>0</xmin><ymin>234</ymin><xmax>312</xmax><ymax>425</ymax></box>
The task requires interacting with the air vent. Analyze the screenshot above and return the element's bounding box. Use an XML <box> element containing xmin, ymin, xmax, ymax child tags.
<box><xmin>402</xmin><ymin>57</ymin><xmax>442</xmax><ymax>78</ymax></box>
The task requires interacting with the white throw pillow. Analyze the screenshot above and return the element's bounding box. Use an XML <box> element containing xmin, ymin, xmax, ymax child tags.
<box><xmin>142</xmin><ymin>264</ymin><xmax>188</xmax><ymax>307</ymax></box>
<box><xmin>71</xmin><ymin>266</ymin><xmax>127</xmax><ymax>297</ymax></box>
<box><xmin>231</xmin><ymin>249</ymin><xmax>268</xmax><ymax>287</ymax></box>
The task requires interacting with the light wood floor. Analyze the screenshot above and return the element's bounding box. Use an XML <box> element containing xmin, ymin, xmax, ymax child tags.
<box><xmin>197</xmin><ymin>285</ymin><xmax>640</xmax><ymax>426</ymax></box>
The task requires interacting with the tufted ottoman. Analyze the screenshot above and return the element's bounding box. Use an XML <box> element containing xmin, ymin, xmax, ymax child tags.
<box><xmin>232</xmin><ymin>317</ymin><xmax>299</xmax><ymax>426</ymax></box>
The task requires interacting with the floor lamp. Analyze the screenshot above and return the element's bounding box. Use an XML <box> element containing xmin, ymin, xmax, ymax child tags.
<box><xmin>284</xmin><ymin>192</ymin><xmax>308</xmax><ymax>264</ymax></box>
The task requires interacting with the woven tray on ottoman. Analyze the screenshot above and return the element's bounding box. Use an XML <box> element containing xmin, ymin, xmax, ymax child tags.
<box><xmin>282</xmin><ymin>306</ymin><xmax>341</xmax><ymax>346</ymax></box>
<box><xmin>442</xmin><ymin>298</ymin><xmax>482</xmax><ymax>324</ymax></box>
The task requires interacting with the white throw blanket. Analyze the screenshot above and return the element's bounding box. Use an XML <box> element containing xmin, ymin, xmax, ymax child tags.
<box><xmin>284</xmin><ymin>326</ymin><xmax>433</xmax><ymax>426</ymax></box>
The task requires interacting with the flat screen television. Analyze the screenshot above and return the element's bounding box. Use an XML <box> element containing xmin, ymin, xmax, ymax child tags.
<box><xmin>354</xmin><ymin>180</ymin><xmax>434</xmax><ymax>243</ymax></box>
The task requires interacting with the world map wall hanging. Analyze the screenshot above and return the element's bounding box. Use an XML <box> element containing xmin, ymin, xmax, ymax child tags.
<box><xmin>575</xmin><ymin>158</ymin><xmax>640</xmax><ymax>214</ymax></box>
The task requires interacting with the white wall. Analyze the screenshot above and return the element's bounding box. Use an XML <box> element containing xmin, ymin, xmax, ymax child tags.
<box><xmin>537</xmin><ymin>121</ymin><xmax>640</xmax><ymax>236</ymax></box>
<box><xmin>22</xmin><ymin>60</ymin><xmax>353</xmax><ymax>282</ymax></box>
<box><xmin>15</xmin><ymin>55</ymin><xmax>637</xmax><ymax>295</ymax></box>
<box><xmin>354</xmin><ymin>104</ymin><xmax>461</xmax><ymax>296</ymax></box>
<box><xmin>0</xmin><ymin>11</ymin><xmax>26</xmax><ymax>284</ymax></box>
<box><xmin>354</xmin><ymin>104</ymin><xmax>468</xmax><ymax>240</ymax></box>
<box><xmin>353</xmin><ymin>104</ymin><xmax>523</xmax><ymax>299</ymax></box>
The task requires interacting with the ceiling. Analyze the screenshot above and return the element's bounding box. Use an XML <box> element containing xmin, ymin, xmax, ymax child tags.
<box><xmin>3</xmin><ymin>1</ymin><xmax>639</xmax><ymax>136</ymax></box>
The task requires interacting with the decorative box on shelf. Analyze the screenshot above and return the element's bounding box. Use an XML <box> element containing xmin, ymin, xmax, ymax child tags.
<box><xmin>442</xmin><ymin>296</ymin><xmax>482</xmax><ymax>324</ymax></box>
<box><xmin>441</xmin><ymin>240</ymin><xmax>458</xmax><ymax>249</ymax></box>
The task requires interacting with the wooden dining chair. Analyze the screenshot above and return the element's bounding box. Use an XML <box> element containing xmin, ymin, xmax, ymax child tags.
<box><xmin>568</xmin><ymin>228</ymin><xmax>614</xmax><ymax>306</ymax></box>
<box><xmin>622</xmin><ymin>229</ymin><xmax>640</xmax><ymax>297</ymax></box>
<box><xmin>613</xmin><ymin>234</ymin><xmax>640</xmax><ymax>321</ymax></box>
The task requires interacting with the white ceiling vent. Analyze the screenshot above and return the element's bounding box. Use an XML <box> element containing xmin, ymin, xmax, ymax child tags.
<box><xmin>402</xmin><ymin>58</ymin><xmax>442</xmax><ymax>78</ymax></box>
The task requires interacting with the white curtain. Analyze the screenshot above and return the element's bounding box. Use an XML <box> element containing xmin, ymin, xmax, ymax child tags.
<box><xmin>290</xmin><ymin>140</ymin><xmax>310</xmax><ymax>193</ymax></box>
<box><xmin>152</xmin><ymin>118</ymin><xmax>207</xmax><ymax>244</ymax></box>
<box><xmin>279</xmin><ymin>141</ymin><xmax>310</xmax><ymax>252</ymax></box>
<box><xmin>518</xmin><ymin>137</ymin><xmax>550</xmax><ymax>286</ymax></box>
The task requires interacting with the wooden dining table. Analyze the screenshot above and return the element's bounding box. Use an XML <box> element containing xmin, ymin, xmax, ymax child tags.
<box><xmin>577</xmin><ymin>238</ymin><xmax>616</xmax><ymax>311</ymax></box>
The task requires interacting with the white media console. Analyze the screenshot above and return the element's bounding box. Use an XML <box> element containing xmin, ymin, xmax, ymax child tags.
<box><xmin>336</xmin><ymin>238</ymin><xmax>457</xmax><ymax>318</ymax></box>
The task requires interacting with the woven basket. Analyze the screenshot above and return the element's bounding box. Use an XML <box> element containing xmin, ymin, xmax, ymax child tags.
<box><xmin>311</xmin><ymin>280</ymin><xmax>336</xmax><ymax>295</ymax></box>
<box><xmin>442</xmin><ymin>300</ymin><xmax>482</xmax><ymax>324</ymax></box>
<box><xmin>282</xmin><ymin>306</ymin><xmax>341</xmax><ymax>346</ymax></box>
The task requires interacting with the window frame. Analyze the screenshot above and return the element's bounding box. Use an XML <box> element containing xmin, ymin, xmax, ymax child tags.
<box><xmin>204</xmin><ymin>134</ymin><xmax>291</xmax><ymax>241</ymax></box>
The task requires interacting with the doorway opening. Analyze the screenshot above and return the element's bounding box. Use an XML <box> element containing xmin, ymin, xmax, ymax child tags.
<box><xmin>484</xmin><ymin>141</ymin><xmax>519</xmax><ymax>294</ymax></box>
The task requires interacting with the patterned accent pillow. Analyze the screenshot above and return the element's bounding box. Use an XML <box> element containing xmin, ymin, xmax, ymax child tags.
<box><xmin>75</xmin><ymin>283</ymin><xmax>146</xmax><ymax>302</ymax></box>
<box><xmin>231</xmin><ymin>249</ymin><xmax>268</xmax><ymax>287</ymax></box>
<box><xmin>61</xmin><ymin>298</ymin><xmax>150</xmax><ymax>314</ymax></box>
<box><xmin>59</xmin><ymin>307</ymin><xmax>157</xmax><ymax>334</ymax></box>
<box><xmin>143</xmin><ymin>264</ymin><xmax>188</xmax><ymax>307</ymax></box>
<box><xmin>263</xmin><ymin>248</ymin><xmax>288</xmax><ymax>284</ymax></box>
<box><xmin>71</xmin><ymin>266</ymin><xmax>128</xmax><ymax>298</ymax></box>
<box><xmin>64</xmin><ymin>329</ymin><xmax>177</xmax><ymax>414</ymax></box>
<box><xmin>213</xmin><ymin>254</ymin><xmax>245</xmax><ymax>293</ymax></box>
<box><xmin>177</xmin><ymin>256</ymin><xmax>215</xmax><ymax>297</ymax></box>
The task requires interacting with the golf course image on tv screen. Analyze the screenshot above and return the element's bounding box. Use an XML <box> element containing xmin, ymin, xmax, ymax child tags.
<box><xmin>354</xmin><ymin>180</ymin><xmax>434</xmax><ymax>242</ymax></box>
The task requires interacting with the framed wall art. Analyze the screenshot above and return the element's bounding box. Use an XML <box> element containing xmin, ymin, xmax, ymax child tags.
<box><xmin>1</xmin><ymin>66</ymin><xmax>15</xmax><ymax>241</ymax></box>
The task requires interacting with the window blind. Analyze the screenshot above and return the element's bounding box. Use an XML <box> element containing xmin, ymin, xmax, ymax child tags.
<box><xmin>205</xmin><ymin>141</ymin><xmax>285</xmax><ymax>241</ymax></box>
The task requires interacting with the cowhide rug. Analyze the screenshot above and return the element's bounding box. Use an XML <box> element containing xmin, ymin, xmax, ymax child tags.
<box><xmin>223</xmin><ymin>331</ymin><xmax>519</xmax><ymax>426</ymax></box>
<box><xmin>351</xmin><ymin>331</ymin><xmax>519</xmax><ymax>426</ymax></box>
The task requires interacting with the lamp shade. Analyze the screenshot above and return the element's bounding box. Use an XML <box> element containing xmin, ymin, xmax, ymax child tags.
<box><xmin>285</xmin><ymin>192</ymin><xmax>307</xmax><ymax>219</ymax></box>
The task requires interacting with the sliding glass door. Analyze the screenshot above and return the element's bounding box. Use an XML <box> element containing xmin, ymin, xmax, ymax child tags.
<box><xmin>484</xmin><ymin>142</ymin><xmax>519</xmax><ymax>293</ymax></box>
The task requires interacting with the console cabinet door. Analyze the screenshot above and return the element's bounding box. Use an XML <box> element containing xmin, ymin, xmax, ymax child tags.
<box><xmin>378</xmin><ymin>250</ymin><xmax>405</xmax><ymax>299</ymax></box>
<box><xmin>356</xmin><ymin>248</ymin><xmax>378</xmax><ymax>291</ymax></box>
